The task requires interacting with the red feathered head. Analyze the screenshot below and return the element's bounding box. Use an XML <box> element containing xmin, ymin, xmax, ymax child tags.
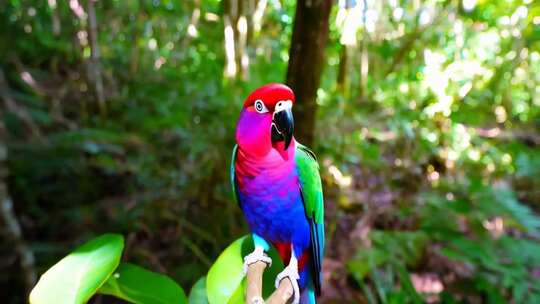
<box><xmin>236</xmin><ymin>83</ymin><xmax>296</xmax><ymax>158</ymax></box>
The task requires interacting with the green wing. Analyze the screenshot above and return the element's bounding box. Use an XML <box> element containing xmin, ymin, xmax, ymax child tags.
<box><xmin>230</xmin><ymin>144</ymin><xmax>239</xmax><ymax>204</ymax></box>
<box><xmin>295</xmin><ymin>143</ymin><xmax>325</xmax><ymax>295</ymax></box>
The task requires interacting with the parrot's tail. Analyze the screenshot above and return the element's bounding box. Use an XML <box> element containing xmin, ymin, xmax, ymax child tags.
<box><xmin>300</xmin><ymin>286</ymin><xmax>316</xmax><ymax>304</ymax></box>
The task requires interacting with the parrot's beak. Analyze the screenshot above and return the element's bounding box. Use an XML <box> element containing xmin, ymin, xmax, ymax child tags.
<box><xmin>271</xmin><ymin>105</ymin><xmax>294</xmax><ymax>150</ymax></box>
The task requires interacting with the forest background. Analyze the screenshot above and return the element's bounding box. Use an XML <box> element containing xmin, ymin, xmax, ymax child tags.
<box><xmin>1</xmin><ymin>0</ymin><xmax>539</xmax><ymax>303</ymax></box>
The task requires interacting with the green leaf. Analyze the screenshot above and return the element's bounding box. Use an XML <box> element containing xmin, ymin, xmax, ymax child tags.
<box><xmin>99</xmin><ymin>263</ymin><xmax>187</xmax><ymax>304</ymax></box>
<box><xmin>206</xmin><ymin>235</ymin><xmax>284</xmax><ymax>304</ymax></box>
<box><xmin>29</xmin><ymin>234</ymin><xmax>124</xmax><ymax>304</ymax></box>
<box><xmin>188</xmin><ymin>276</ymin><xmax>209</xmax><ymax>304</ymax></box>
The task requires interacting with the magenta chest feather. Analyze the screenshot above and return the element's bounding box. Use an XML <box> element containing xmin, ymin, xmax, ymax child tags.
<box><xmin>234</xmin><ymin>145</ymin><xmax>309</xmax><ymax>247</ymax></box>
<box><xmin>235</xmin><ymin>148</ymin><xmax>296</xmax><ymax>189</ymax></box>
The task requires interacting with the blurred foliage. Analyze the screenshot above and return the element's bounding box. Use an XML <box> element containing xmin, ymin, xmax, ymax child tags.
<box><xmin>0</xmin><ymin>0</ymin><xmax>539</xmax><ymax>303</ymax></box>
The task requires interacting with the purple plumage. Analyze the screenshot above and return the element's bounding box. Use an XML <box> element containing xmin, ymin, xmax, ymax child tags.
<box><xmin>235</xmin><ymin>138</ymin><xmax>312</xmax><ymax>288</ymax></box>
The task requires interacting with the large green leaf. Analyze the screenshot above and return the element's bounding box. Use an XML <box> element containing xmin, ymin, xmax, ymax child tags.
<box><xmin>29</xmin><ymin>234</ymin><xmax>124</xmax><ymax>304</ymax></box>
<box><xmin>188</xmin><ymin>276</ymin><xmax>209</xmax><ymax>304</ymax></box>
<box><xmin>99</xmin><ymin>263</ymin><xmax>187</xmax><ymax>304</ymax></box>
<box><xmin>206</xmin><ymin>235</ymin><xmax>284</xmax><ymax>304</ymax></box>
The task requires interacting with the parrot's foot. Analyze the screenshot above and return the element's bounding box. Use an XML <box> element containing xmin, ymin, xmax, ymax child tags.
<box><xmin>243</xmin><ymin>246</ymin><xmax>272</xmax><ymax>275</ymax></box>
<box><xmin>275</xmin><ymin>264</ymin><xmax>300</xmax><ymax>304</ymax></box>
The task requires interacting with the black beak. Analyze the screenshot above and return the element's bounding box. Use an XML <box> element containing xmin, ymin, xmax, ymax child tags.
<box><xmin>271</xmin><ymin>107</ymin><xmax>294</xmax><ymax>149</ymax></box>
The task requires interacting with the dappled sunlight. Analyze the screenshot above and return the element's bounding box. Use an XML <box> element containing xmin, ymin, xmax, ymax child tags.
<box><xmin>20</xmin><ymin>71</ymin><xmax>38</xmax><ymax>89</ymax></box>
<box><xmin>495</xmin><ymin>105</ymin><xmax>507</xmax><ymax>123</ymax></box>
<box><xmin>483</xmin><ymin>217</ymin><xmax>505</xmax><ymax>238</ymax></box>
<box><xmin>426</xmin><ymin>165</ymin><xmax>440</xmax><ymax>183</ymax></box>
<box><xmin>328</xmin><ymin>165</ymin><xmax>352</xmax><ymax>188</ymax></box>
<box><xmin>223</xmin><ymin>22</ymin><xmax>236</xmax><ymax>78</ymax></box>
<box><xmin>336</xmin><ymin>2</ymin><xmax>363</xmax><ymax>46</ymax></box>
<box><xmin>147</xmin><ymin>38</ymin><xmax>157</xmax><ymax>51</ymax></box>
<box><xmin>69</xmin><ymin>0</ymin><xmax>86</xmax><ymax>20</ymax></box>
<box><xmin>154</xmin><ymin>57</ymin><xmax>166</xmax><ymax>70</ymax></box>
<box><xmin>462</xmin><ymin>0</ymin><xmax>477</xmax><ymax>12</ymax></box>
<box><xmin>411</xmin><ymin>273</ymin><xmax>444</xmax><ymax>300</ymax></box>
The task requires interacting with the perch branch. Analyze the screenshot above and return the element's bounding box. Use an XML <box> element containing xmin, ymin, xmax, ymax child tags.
<box><xmin>245</xmin><ymin>260</ymin><xmax>293</xmax><ymax>304</ymax></box>
<box><xmin>246</xmin><ymin>260</ymin><xmax>266</xmax><ymax>303</ymax></box>
<box><xmin>266</xmin><ymin>277</ymin><xmax>294</xmax><ymax>304</ymax></box>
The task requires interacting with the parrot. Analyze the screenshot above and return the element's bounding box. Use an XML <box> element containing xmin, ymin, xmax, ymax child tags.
<box><xmin>230</xmin><ymin>83</ymin><xmax>325</xmax><ymax>304</ymax></box>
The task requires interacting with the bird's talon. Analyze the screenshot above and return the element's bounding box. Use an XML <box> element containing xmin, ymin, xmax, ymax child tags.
<box><xmin>275</xmin><ymin>265</ymin><xmax>300</xmax><ymax>304</ymax></box>
<box><xmin>243</xmin><ymin>247</ymin><xmax>272</xmax><ymax>275</ymax></box>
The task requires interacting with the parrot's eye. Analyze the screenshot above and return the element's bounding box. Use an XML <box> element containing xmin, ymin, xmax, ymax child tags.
<box><xmin>254</xmin><ymin>99</ymin><xmax>269</xmax><ymax>114</ymax></box>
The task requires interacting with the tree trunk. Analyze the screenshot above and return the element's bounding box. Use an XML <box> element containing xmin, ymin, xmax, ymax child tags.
<box><xmin>337</xmin><ymin>44</ymin><xmax>349</xmax><ymax>95</ymax></box>
<box><xmin>236</xmin><ymin>0</ymin><xmax>249</xmax><ymax>80</ymax></box>
<box><xmin>358</xmin><ymin>37</ymin><xmax>368</xmax><ymax>102</ymax></box>
<box><xmin>0</xmin><ymin>105</ymin><xmax>36</xmax><ymax>295</ymax></box>
<box><xmin>358</xmin><ymin>0</ymin><xmax>368</xmax><ymax>103</ymax></box>
<box><xmin>286</xmin><ymin>0</ymin><xmax>332</xmax><ymax>147</ymax></box>
<box><xmin>223</xmin><ymin>0</ymin><xmax>238</xmax><ymax>78</ymax></box>
<box><xmin>87</xmin><ymin>0</ymin><xmax>106</xmax><ymax>116</ymax></box>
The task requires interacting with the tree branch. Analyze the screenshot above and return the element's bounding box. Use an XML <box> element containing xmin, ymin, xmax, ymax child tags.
<box><xmin>87</xmin><ymin>0</ymin><xmax>106</xmax><ymax>116</ymax></box>
<box><xmin>246</xmin><ymin>261</ymin><xmax>266</xmax><ymax>303</ymax></box>
<box><xmin>245</xmin><ymin>260</ymin><xmax>293</xmax><ymax>304</ymax></box>
<box><xmin>384</xmin><ymin>7</ymin><xmax>449</xmax><ymax>77</ymax></box>
<box><xmin>267</xmin><ymin>277</ymin><xmax>294</xmax><ymax>304</ymax></box>
<box><xmin>0</xmin><ymin>67</ymin><xmax>42</xmax><ymax>139</ymax></box>
<box><xmin>0</xmin><ymin>119</ymin><xmax>36</xmax><ymax>295</ymax></box>
<box><xmin>472</xmin><ymin>127</ymin><xmax>540</xmax><ymax>147</ymax></box>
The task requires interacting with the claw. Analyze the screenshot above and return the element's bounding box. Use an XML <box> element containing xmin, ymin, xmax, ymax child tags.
<box><xmin>243</xmin><ymin>246</ymin><xmax>272</xmax><ymax>275</ymax></box>
<box><xmin>275</xmin><ymin>262</ymin><xmax>300</xmax><ymax>304</ymax></box>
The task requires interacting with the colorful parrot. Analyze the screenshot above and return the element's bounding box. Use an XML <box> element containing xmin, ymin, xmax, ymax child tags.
<box><xmin>231</xmin><ymin>83</ymin><xmax>325</xmax><ymax>304</ymax></box>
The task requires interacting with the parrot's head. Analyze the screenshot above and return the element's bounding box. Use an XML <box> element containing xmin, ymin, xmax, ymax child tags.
<box><xmin>236</xmin><ymin>83</ymin><xmax>295</xmax><ymax>158</ymax></box>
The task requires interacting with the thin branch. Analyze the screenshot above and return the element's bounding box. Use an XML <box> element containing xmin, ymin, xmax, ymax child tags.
<box><xmin>357</xmin><ymin>0</ymin><xmax>368</xmax><ymax>100</ymax></box>
<box><xmin>0</xmin><ymin>120</ymin><xmax>36</xmax><ymax>295</ymax></box>
<box><xmin>87</xmin><ymin>0</ymin><xmax>106</xmax><ymax>116</ymax></box>
<box><xmin>223</xmin><ymin>0</ymin><xmax>238</xmax><ymax>78</ymax></box>
<box><xmin>472</xmin><ymin>127</ymin><xmax>540</xmax><ymax>146</ymax></box>
<box><xmin>384</xmin><ymin>7</ymin><xmax>449</xmax><ymax>77</ymax></box>
<box><xmin>246</xmin><ymin>260</ymin><xmax>266</xmax><ymax>303</ymax></box>
<box><xmin>181</xmin><ymin>237</ymin><xmax>212</xmax><ymax>267</ymax></box>
<box><xmin>267</xmin><ymin>277</ymin><xmax>294</xmax><ymax>304</ymax></box>
<box><xmin>48</xmin><ymin>0</ymin><xmax>61</xmax><ymax>35</ymax></box>
<box><xmin>0</xmin><ymin>196</ymin><xmax>37</xmax><ymax>294</ymax></box>
<box><xmin>0</xmin><ymin>68</ymin><xmax>42</xmax><ymax>139</ymax></box>
<box><xmin>252</xmin><ymin>0</ymin><xmax>268</xmax><ymax>34</ymax></box>
<box><xmin>245</xmin><ymin>260</ymin><xmax>293</xmax><ymax>304</ymax></box>
<box><xmin>185</xmin><ymin>0</ymin><xmax>201</xmax><ymax>43</ymax></box>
